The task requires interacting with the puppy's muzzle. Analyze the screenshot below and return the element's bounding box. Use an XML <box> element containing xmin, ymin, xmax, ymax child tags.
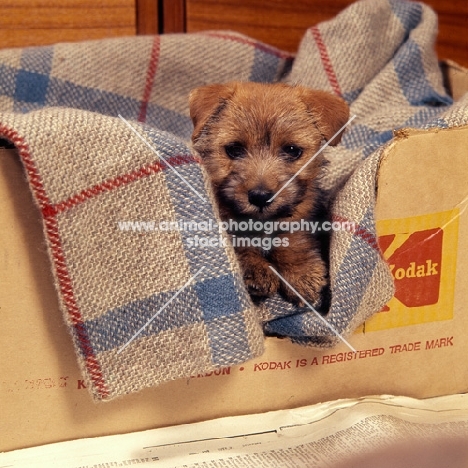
<box><xmin>248</xmin><ymin>189</ymin><xmax>274</xmax><ymax>209</ymax></box>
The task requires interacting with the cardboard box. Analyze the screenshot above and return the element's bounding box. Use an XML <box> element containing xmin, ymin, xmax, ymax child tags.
<box><xmin>1</xmin><ymin>63</ymin><xmax>468</xmax><ymax>452</ymax></box>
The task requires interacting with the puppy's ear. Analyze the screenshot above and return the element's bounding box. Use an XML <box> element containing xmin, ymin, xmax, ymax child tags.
<box><xmin>189</xmin><ymin>83</ymin><xmax>235</xmax><ymax>142</ymax></box>
<box><xmin>300</xmin><ymin>89</ymin><xmax>350</xmax><ymax>145</ymax></box>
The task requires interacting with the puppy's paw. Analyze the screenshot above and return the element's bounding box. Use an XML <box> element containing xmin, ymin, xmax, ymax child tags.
<box><xmin>243</xmin><ymin>262</ymin><xmax>280</xmax><ymax>299</ymax></box>
<box><xmin>278</xmin><ymin>260</ymin><xmax>328</xmax><ymax>308</ymax></box>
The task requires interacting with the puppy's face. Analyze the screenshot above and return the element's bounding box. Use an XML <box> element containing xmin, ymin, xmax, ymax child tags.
<box><xmin>189</xmin><ymin>82</ymin><xmax>349</xmax><ymax>220</ymax></box>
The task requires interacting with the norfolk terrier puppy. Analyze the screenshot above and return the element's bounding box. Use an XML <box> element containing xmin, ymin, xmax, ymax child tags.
<box><xmin>189</xmin><ymin>82</ymin><xmax>349</xmax><ymax>308</ymax></box>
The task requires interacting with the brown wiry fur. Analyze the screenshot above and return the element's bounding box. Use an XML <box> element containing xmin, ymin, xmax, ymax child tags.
<box><xmin>189</xmin><ymin>82</ymin><xmax>349</xmax><ymax>306</ymax></box>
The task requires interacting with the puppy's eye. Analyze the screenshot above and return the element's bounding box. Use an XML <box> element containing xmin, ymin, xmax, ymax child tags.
<box><xmin>282</xmin><ymin>144</ymin><xmax>303</xmax><ymax>160</ymax></box>
<box><xmin>224</xmin><ymin>142</ymin><xmax>247</xmax><ymax>160</ymax></box>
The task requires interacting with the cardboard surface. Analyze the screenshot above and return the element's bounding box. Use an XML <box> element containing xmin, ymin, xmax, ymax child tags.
<box><xmin>2</xmin><ymin>121</ymin><xmax>468</xmax><ymax>452</ymax></box>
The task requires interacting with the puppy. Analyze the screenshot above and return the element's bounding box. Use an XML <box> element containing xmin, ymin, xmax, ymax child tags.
<box><xmin>189</xmin><ymin>82</ymin><xmax>349</xmax><ymax>307</ymax></box>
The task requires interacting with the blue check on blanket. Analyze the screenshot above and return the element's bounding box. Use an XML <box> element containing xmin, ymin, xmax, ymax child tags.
<box><xmin>1</xmin><ymin>0</ymin><xmax>467</xmax><ymax>400</ymax></box>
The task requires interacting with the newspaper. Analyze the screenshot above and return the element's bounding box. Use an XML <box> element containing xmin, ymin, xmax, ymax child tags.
<box><xmin>2</xmin><ymin>394</ymin><xmax>468</xmax><ymax>468</ymax></box>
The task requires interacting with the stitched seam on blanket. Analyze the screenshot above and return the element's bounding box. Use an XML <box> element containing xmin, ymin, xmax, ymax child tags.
<box><xmin>0</xmin><ymin>124</ymin><xmax>110</xmax><ymax>399</ymax></box>
<box><xmin>310</xmin><ymin>26</ymin><xmax>342</xmax><ymax>96</ymax></box>
<box><xmin>332</xmin><ymin>214</ymin><xmax>380</xmax><ymax>252</ymax></box>
<box><xmin>199</xmin><ymin>31</ymin><xmax>295</xmax><ymax>60</ymax></box>
<box><xmin>139</xmin><ymin>36</ymin><xmax>161</xmax><ymax>123</ymax></box>
<box><xmin>42</xmin><ymin>153</ymin><xmax>195</xmax><ymax>217</ymax></box>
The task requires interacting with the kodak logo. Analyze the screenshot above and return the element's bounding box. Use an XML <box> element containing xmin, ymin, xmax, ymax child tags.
<box><xmin>379</xmin><ymin>228</ymin><xmax>443</xmax><ymax>307</ymax></box>
<box><xmin>390</xmin><ymin>260</ymin><xmax>439</xmax><ymax>279</ymax></box>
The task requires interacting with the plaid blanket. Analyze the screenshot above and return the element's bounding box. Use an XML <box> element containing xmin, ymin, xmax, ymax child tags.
<box><xmin>1</xmin><ymin>0</ymin><xmax>467</xmax><ymax>401</ymax></box>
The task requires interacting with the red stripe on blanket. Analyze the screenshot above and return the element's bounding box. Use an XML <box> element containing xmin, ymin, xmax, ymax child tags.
<box><xmin>85</xmin><ymin>355</ymin><xmax>109</xmax><ymax>397</ymax></box>
<box><xmin>46</xmin><ymin>154</ymin><xmax>196</xmax><ymax>216</ymax></box>
<box><xmin>138</xmin><ymin>36</ymin><xmax>161</xmax><ymax>123</ymax></box>
<box><xmin>310</xmin><ymin>26</ymin><xmax>342</xmax><ymax>96</ymax></box>
<box><xmin>199</xmin><ymin>31</ymin><xmax>294</xmax><ymax>59</ymax></box>
<box><xmin>332</xmin><ymin>214</ymin><xmax>380</xmax><ymax>252</ymax></box>
<box><xmin>0</xmin><ymin>125</ymin><xmax>111</xmax><ymax>400</ymax></box>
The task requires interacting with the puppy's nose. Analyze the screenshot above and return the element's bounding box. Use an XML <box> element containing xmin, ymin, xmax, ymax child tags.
<box><xmin>248</xmin><ymin>189</ymin><xmax>274</xmax><ymax>208</ymax></box>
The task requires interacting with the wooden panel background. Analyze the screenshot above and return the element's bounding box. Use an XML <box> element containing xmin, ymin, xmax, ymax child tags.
<box><xmin>429</xmin><ymin>0</ymin><xmax>468</xmax><ymax>67</ymax></box>
<box><xmin>1</xmin><ymin>0</ymin><xmax>465</xmax><ymax>67</ymax></box>
<box><xmin>137</xmin><ymin>0</ymin><xmax>159</xmax><ymax>35</ymax></box>
<box><xmin>0</xmin><ymin>0</ymin><xmax>136</xmax><ymax>49</ymax></box>
<box><xmin>161</xmin><ymin>0</ymin><xmax>185</xmax><ymax>33</ymax></box>
<box><xmin>185</xmin><ymin>0</ymin><xmax>468</xmax><ymax>67</ymax></box>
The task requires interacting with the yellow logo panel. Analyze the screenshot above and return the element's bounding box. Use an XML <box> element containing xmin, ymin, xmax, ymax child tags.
<box><xmin>363</xmin><ymin>209</ymin><xmax>459</xmax><ymax>332</ymax></box>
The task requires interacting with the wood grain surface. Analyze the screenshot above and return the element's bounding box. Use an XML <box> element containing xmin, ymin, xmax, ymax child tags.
<box><xmin>185</xmin><ymin>0</ymin><xmax>468</xmax><ymax>66</ymax></box>
<box><xmin>0</xmin><ymin>0</ymin><xmax>136</xmax><ymax>48</ymax></box>
<box><xmin>425</xmin><ymin>0</ymin><xmax>468</xmax><ymax>67</ymax></box>
<box><xmin>0</xmin><ymin>0</ymin><xmax>466</xmax><ymax>65</ymax></box>
<box><xmin>137</xmin><ymin>0</ymin><xmax>159</xmax><ymax>35</ymax></box>
<box><xmin>162</xmin><ymin>0</ymin><xmax>185</xmax><ymax>33</ymax></box>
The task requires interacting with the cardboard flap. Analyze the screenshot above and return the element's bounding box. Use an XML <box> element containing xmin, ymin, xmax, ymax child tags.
<box><xmin>377</xmin><ymin>124</ymin><xmax>468</xmax><ymax>219</ymax></box>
